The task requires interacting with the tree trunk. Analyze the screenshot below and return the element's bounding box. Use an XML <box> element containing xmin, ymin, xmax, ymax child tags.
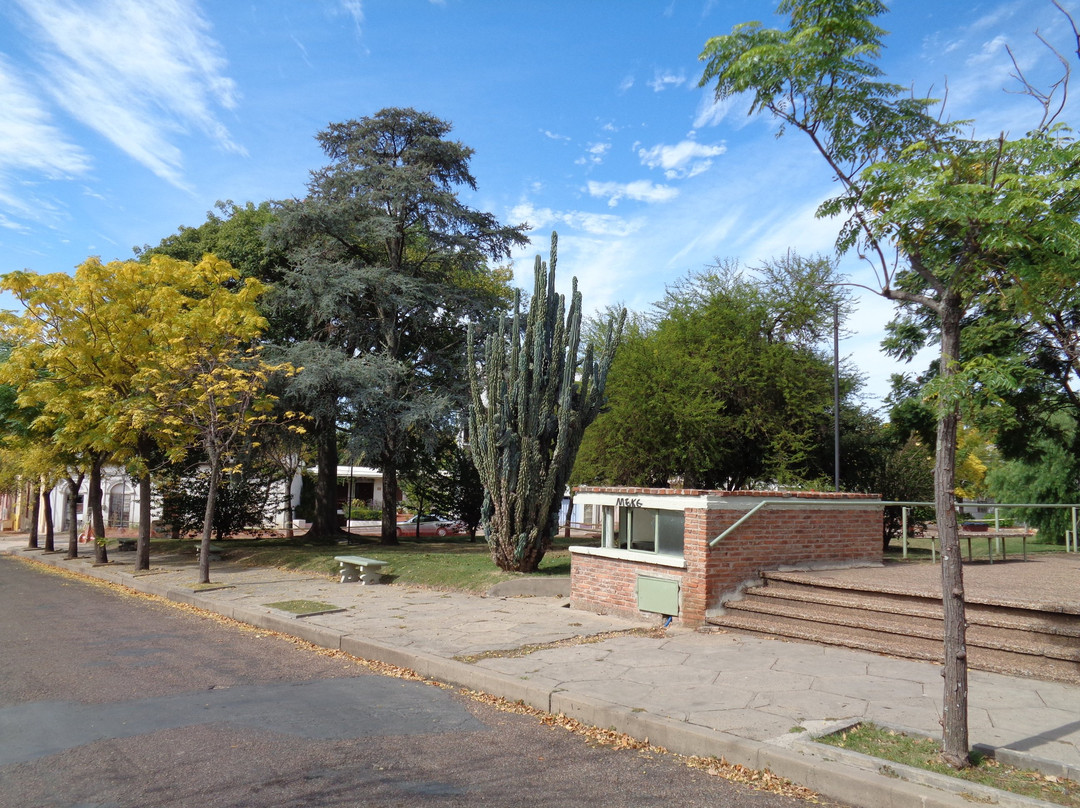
<box><xmin>304</xmin><ymin>420</ymin><xmax>343</xmax><ymax>542</ymax></box>
<box><xmin>136</xmin><ymin>433</ymin><xmax>154</xmax><ymax>571</ymax></box>
<box><xmin>26</xmin><ymin>481</ymin><xmax>40</xmax><ymax>550</ymax></box>
<box><xmin>136</xmin><ymin>470</ymin><xmax>152</xmax><ymax>570</ymax></box>
<box><xmin>564</xmin><ymin>493</ymin><xmax>574</xmax><ymax>539</ymax></box>
<box><xmin>284</xmin><ymin>473</ymin><xmax>295</xmax><ymax>539</ymax></box>
<box><xmin>380</xmin><ymin>461</ymin><xmax>400</xmax><ymax>546</ymax></box>
<box><xmin>89</xmin><ymin>457</ymin><xmax>108</xmax><ymax>565</ymax></box>
<box><xmin>65</xmin><ymin>473</ymin><xmax>84</xmax><ymax>560</ymax></box>
<box><xmin>199</xmin><ymin>451</ymin><xmax>221</xmax><ymax>585</ymax></box>
<box><xmin>411</xmin><ymin>487</ymin><xmax>426</xmax><ymax>540</ymax></box>
<box><xmin>42</xmin><ymin>486</ymin><xmax>54</xmax><ymax>552</ymax></box>
<box><xmin>936</xmin><ymin>300</ymin><xmax>971</xmax><ymax>769</ymax></box>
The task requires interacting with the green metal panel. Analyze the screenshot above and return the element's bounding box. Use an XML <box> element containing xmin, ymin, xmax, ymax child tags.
<box><xmin>636</xmin><ymin>575</ymin><xmax>680</xmax><ymax>616</ymax></box>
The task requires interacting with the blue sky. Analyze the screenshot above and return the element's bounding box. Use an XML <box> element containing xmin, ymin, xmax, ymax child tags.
<box><xmin>1</xmin><ymin>0</ymin><xmax>1077</xmax><ymax>409</ymax></box>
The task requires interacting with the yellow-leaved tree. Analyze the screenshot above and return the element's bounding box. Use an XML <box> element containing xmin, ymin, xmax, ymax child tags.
<box><xmin>1</xmin><ymin>254</ymin><xmax>286</xmax><ymax>574</ymax></box>
<box><xmin>954</xmin><ymin>425</ymin><xmax>997</xmax><ymax>503</ymax></box>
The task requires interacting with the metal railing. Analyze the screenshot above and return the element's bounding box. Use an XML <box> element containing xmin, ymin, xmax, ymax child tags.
<box><xmin>895</xmin><ymin>502</ymin><xmax>1080</xmax><ymax>561</ymax></box>
<box><xmin>708</xmin><ymin>498</ymin><xmax>1080</xmax><ymax>558</ymax></box>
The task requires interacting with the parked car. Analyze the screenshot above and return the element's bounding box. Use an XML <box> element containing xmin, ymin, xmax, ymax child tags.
<box><xmin>396</xmin><ymin>514</ymin><xmax>460</xmax><ymax>537</ymax></box>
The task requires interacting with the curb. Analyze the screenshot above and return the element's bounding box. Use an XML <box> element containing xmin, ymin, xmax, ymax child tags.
<box><xmin>4</xmin><ymin>546</ymin><xmax>1066</xmax><ymax>808</ymax></box>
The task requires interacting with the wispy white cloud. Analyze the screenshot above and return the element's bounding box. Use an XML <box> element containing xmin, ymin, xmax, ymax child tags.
<box><xmin>510</xmin><ymin>201</ymin><xmax>643</xmax><ymax>238</ymax></box>
<box><xmin>339</xmin><ymin>0</ymin><xmax>364</xmax><ymax>34</ymax></box>
<box><xmin>14</xmin><ymin>0</ymin><xmax>242</xmax><ymax>189</ymax></box>
<box><xmin>618</xmin><ymin>75</ymin><xmax>634</xmax><ymax>92</ymax></box>
<box><xmin>0</xmin><ymin>213</ymin><xmax>30</xmax><ymax>232</ymax></box>
<box><xmin>291</xmin><ymin>34</ymin><xmax>314</xmax><ymax>69</ymax></box>
<box><xmin>541</xmin><ymin>129</ymin><xmax>571</xmax><ymax>141</ymax></box>
<box><xmin>693</xmin><ymin>88</ymin><xmax>757</xmax><ymax>129</ymax></box>
<box><xmin>510</xmin><ymin>230</ymin><xmax>645</xmax><ymax>311</ymax></box>
<box><xmin>638</xmin><ymin>139</ymin><xmax>726</xmax><ymax>179</ymax></box>
<box><xmin>0</xmin><ymin>55</ymin><xmax>90</xmax><ymax>218</ymax></box>
<box><xmin>913</xmin><ymin>1</ymin><xmax>1078</xmax><ymax>134</ymax></box>
<box><xmin>587</xmin><ymin>179</ymin><xmax>679</xmax><ymax>206</ymax></box>
<box><xmin>648</xmin><ymin>69</ymin><xmax>686</xmax><ymax>92</ymax></box>
<box><xmin>966</xmin><ymin>33</ymin><xmax>1010</xmax><ymax>66</ymax></box>
<box><xmin>968</xmin><ymin>2</ymin><xmax>1022</xmax><ymax>33</ymax></box>
<box><xmin>0</xmin><ymin>58</ymin><xmax>89</xmax><ymax>179</ymax></box>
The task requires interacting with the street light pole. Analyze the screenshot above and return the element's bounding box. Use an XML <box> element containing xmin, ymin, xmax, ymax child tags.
<box><xmin>833</xmin><ymin>303</ymin><xmax>840</xmax><ymax>492</ymax></box>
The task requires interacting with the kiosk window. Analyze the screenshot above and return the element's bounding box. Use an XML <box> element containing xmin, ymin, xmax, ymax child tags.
<box><xmin>603</xmin><ymin>506</ymin><xmax>684</xmax><ymax>557</ymax></box>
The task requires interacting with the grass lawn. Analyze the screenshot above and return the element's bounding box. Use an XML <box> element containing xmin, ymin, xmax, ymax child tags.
<box><xmin>819</xmin><ymin>723</ymin><xmax>1079</xmax><ymax>807</ymax></box>
<box><xmin>136</xmin><ymin>531</ymin><xmax>593</xmax><ymax>593</ymax></box>
<box><xmin>263</xmin><ymin>599</ymin><xmax>342</xmax><ymax>615</ymax></box>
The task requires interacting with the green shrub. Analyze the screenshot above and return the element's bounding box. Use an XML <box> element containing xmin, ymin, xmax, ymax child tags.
<box><xmin>346</xmin><ymin>500</ymin><xmax>381</xmax><ymax>520</ymax></box>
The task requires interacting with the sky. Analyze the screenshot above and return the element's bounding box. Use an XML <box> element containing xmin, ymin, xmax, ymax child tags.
<box><xmin>1</xmin><ymin>0</ymin><xmax>1078</xmax><ymax>410</ymax></box>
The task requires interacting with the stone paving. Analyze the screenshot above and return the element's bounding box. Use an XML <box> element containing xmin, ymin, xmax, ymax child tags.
<box><xmin>4</xmin><ymin>535</ymin><xmax>1079</xmax><ymax>808</ymax></box>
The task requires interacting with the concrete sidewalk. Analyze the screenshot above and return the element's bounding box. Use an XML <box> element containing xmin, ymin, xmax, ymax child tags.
<box><xmin>4</xmin><ymin>535</ymin><xmax>1077</xmax><ymax>808</ymax></box>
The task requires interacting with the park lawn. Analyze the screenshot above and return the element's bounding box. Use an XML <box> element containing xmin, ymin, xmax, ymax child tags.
<box><xmin>143</xmin><ymin>532</ymin><xmax>585</xmax><ymax>593</ymax></box>
<box><xmin>819</xmin><ymin>723</ymin><xmax>1079</xmax><ymax>807</ymax></box>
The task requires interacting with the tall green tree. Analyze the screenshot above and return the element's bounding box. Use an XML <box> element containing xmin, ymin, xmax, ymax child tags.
<box><xmin>399</xmin><ymin>434</ymin><xmax>485</xmax><ymax>540</ymax></box>
<box><xmin>137</xmin><ymin>200</ymin><xmax>282</xmax><ymax>283</ymax></box>
<box><xmin>574</xmin><ymin>255</ymin><xmax>849</xmax><ymax>490</ymax></box>
<box><xmin>700</xmin><ymin>0</ymin><xmax>1080</xmax><ymax>766</ymax></box>
<box><xmin>886</xmin><ymin>251</ymin><xmax>1080</xmax><ymax>503</ymax></box>
<box><xmin>988</xmin><ymin>412</ymin><xmax>1080</xmax><ymax>541</ymax></box>
<box><xmin>469</xmin><ymin>233</ymin><xmax>625</xmax><ymax>572</ymax></box>
<box><xmin>268</xmin><ymin>108</ymin><xmax>525</xmax><ymax>545</ymax></box>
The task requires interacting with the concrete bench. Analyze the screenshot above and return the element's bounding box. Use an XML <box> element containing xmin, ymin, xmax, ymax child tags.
<box><xmin>196</xmin><ymin>542</ymin><xmax>225</xmax><ymax>562</ymax></box>
<box><xmin>335</xmin><ymin>555</ymin><xmax>388</xmax><ymax>584</ymax></box>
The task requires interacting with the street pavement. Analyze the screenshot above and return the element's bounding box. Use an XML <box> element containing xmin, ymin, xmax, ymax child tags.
<box><xmin>4</xmin><ymin>534</ymin><xmax>1078</xmax><ymax>808</ymax></box>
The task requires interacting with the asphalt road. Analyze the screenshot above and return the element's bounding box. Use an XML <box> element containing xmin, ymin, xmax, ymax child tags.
<box><xmin>0</xmin><ymin>556</ymin><xmax>832</xmax><ymax>808</ymax></box>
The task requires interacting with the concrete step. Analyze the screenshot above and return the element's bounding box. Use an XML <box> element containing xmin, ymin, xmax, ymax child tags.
<box><xmin>710</xmin><ymin>571</ymin><xmax>1080</xmax><ymax>685</ymax></box>
<box><xmin>724</xmin><ymin>594</ymin><xmax>1080</xmax><ymax>661</ymax></box>
<box><xmin>763</xmin><ymin>569</ymin><xmax>1080</xmax><ymax>616</ymax></box>
<box><xmin>711</xmin><ymin>610</ymin><xmax>1080</xmax><ymax>684</ymax></box>
<box><xmin>743</xmin><ymin>579</ymin><xmax>1080</xmax><ymax>641</ymax></box>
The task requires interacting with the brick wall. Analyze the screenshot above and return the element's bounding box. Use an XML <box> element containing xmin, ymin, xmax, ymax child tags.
<box><xmin>570</xmin><ymin>489</ymin><xmax>882</xmax><ymax>625</ymax></box>
<box><xmin>571</xmin><ymin>554</ymin><xmax>687</xmax><ymax>616</ymax></box>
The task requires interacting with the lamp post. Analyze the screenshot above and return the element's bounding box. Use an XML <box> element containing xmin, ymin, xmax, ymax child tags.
<box><xmin>833</xmin><ymin>303</ymin><xmax>840</xmax><ymax>492</ymax></box>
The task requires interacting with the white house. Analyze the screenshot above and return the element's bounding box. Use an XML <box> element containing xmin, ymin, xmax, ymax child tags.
<box><xmin>29</xmin><ymin>464</ymin><xmax>387</xmax><ymax>535</ymax></box>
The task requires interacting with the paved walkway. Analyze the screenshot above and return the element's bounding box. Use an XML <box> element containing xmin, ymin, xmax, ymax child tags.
<box><xmin>3</xmin><ymin>534</ymin><xmax>1078</xmax><ymax>808</ymax></box>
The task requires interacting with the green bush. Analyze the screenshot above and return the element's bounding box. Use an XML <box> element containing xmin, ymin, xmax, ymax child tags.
<box><xmin>345</xmin><ymin>500</ymin><xmax>380</xmax><ymax>520</ymax></box>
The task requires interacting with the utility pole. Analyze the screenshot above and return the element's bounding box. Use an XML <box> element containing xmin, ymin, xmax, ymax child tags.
<box><xmin>833</xmin><ymin>304</ymin><xmax>840</xmax><ymax>492</ymax></box>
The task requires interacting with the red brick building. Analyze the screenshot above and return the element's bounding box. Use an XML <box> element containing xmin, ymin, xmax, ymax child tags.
<box><xmin>571</xmin><ymin>487</ymin><xmax>883</xmax><ymax>625</ymax></box>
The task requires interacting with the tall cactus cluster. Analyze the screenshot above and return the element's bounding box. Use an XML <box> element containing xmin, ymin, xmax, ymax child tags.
<box><xmin>468</xmin><ymin>233</ymin><xmax>625</xmax><ymax>572</ymax></box>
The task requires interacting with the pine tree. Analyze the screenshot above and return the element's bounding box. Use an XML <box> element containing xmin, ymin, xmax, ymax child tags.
<box><xmin>268</xmin><ymin>108</ymin><xmax>524</xmax><ymax>545</ymax></box>
<box><xmin>468</xmin><ymin>233</ymin><xmax>624</xmax><ymax>572</ymax></box>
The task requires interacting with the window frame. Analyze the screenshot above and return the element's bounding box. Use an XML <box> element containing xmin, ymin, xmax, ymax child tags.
<box><xmin>601</xmin><ymin>504</ymin><xmax>684</xmax><ymax>558</ymax></box>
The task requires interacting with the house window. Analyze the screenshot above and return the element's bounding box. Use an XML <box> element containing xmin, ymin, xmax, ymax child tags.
<box><xmin>601</xmin><ymin>505</ymin><xmax>684</xmax><ymax>557</ymax></box>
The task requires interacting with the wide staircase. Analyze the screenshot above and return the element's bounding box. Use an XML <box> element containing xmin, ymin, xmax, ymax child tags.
<box><xmin>708</xmin><ymin>570</ymin><xmax>1080</xmax><ymax>684</ymax></box>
